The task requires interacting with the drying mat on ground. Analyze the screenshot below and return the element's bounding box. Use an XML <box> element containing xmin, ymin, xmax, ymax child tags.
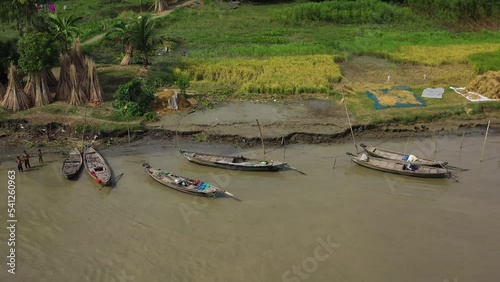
<box><xmin>365</xmin><ymin>86</ymin><xmax>426</xmax><ymax>110</ymax></box>
<box><xmin>422</xmin><ymin>88</ymin><xmax>444</xmax><ymax>99</ymax></box>
<box><xmin>450</xmin><ymin>86</ymin><xmax>499</xmax><ymax>102</ymax></box>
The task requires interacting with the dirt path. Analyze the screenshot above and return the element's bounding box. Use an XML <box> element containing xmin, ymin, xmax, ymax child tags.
<box><xmin>82</xmin><ymin>0</ymin><xmax>197</xmax><ymax>46</ymax></box>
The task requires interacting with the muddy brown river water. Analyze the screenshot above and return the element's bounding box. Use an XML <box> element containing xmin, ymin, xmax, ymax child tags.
<box><xmin>1</xmin><ymin>134</ymin><xmax>499</xmax><ymax>282</ymax></box>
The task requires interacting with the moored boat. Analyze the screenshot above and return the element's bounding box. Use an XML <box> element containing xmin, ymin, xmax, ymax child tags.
<box><xmin>179</xmin><ymin>149</ymin><xmax>287</xmax><ymax>171</ymax></box>
<box><xmin>346</xmin><ymin>152</ymin><xmax>450</xmax><ymax>178</ymax></box>
<box><xmin>360</xmin><ymin>143</ymin><xmax>448</xmax><ymax>167</ymax></box>
<box><xmin>143</xmin><ymin>163</ymin><xmax>234</xmax><ymax>198</ymax></box>
<box><xmin>83</xmin><ymin>146</ymin><xmax>111</xmax><ymax>185</ymax></box>
<box><xmin>62</xmin><ymin>148</ymin><xmax>83</xmax><ymax>179</ymax></box>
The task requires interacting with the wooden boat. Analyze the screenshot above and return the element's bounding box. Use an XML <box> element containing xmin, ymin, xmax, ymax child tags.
<box><xmin>346</xmin><ymin>152</ymin><xmax>450</xmax><ymax>178</ymax></box>
<box><xmin>62</xmin><ymin>148</ymin><xmax>83</xmax><ymax>179</ymax></box>
<box><xmin>179</xmin><ymin>149</ymin><xmax>287</xmax><ymax>171</ymax></box>
<box><xmin>143</xmin><ymin>163</ymin><xmax>234</xmax><ymax>198</ymax></box>
<box><xmin>83</xmin><ymin>146</ymin><xmax>111</xmax><ymax>185</ymax></box>
<box><xmin>360</xmin><ymin>143</ymin><xmax>448</xmax><ymax>167</ymax></box>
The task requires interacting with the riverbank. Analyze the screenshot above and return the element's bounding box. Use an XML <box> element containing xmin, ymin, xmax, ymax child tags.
<box><xmin>1</xmin><ymin>98</ymin><xmax>498</xmax><ymax>160</ymax></box>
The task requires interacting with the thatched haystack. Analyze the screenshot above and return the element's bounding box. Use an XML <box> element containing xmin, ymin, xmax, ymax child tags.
<box><xmin>152</xmin><ymin>88</ymin><xmax>192</xmax><ymax>115</ymax></box>
<box><xmin>68</xmin><ymin>64</ymin><xmax>87</xmax><ymax>105</ymax></box>
<box><xmin>45</xmin><ymin>67</ymin><xmax>58</xmax><ymax>87</ymax></box>
<box><xmin>467</xmin><ymin>71</ymin><xmax>500</xmax><ymax>99</ymax></box>
<box><xmin>1</xmin><ymin>65</ymin><xmax>31</xmax><ymax>112</ymax></box>
<box><xmin>70</xmin><ymin>39</ymin><xmax>89</xmax><ymax>98</ymax></box>
<box><xmin>25</xmin><ymin>72</ymin><xmax>53</xmax><ymax>107</ymax></box>
<box><xmin>0</xmin><ymin>82</ymin><xmax>6</xmax><ymax>100</ymax></box>
<box><xmin>155</xmin><ymin>0</ymin><xmax>168</xmax><ymax>12</ymax></box>
<box><xmin>32</xmin><ymin>72</ymin><xmax>53</xmax><ymax>107</ymax></box>
<box><xmin>56</xmin><ymin>53</ymin><xmax>72</xmax><ymax>101</ymax></box>
<box><xmin>86</xmin><ymin>58</ymin><xmax>104</xmax><ymax>102</ymax></box>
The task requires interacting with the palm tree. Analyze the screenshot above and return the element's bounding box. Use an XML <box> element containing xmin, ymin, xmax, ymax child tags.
<box><xmin>47</xmin><ymin>14</ymin><xmax>83</xmax><ymax>53</ymax></box>
<box><xmin>129</xmin><ymin>15</ymin><xmax>164</xmax><ymax>68</ymax></box>
<box><xmin>105</xmin><ymin>19</ymin><xmax>134</xmax><ymax>65</ymax></box>
<box><xmin>155</xmin><ymin>0</ymin><xmax>168</xmax><ymax>12</ymax></box>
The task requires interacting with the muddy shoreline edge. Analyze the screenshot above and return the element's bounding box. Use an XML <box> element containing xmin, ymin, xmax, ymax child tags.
<box><xmin>1</xmin><ymin>116</ymin><xmax>497</xmax><ymax>160</ymax></box>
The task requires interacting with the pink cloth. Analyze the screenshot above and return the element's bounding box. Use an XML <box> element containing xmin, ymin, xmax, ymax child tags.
<box><xmin>49</xmin><ymin>4</ymin><xmax>55</xmax><ymax>13</ymax></box>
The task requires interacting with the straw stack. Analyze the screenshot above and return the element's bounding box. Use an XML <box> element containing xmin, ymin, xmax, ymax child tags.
<box><xmin>1</xmin><ymin>64</ymin><xmax>31</xmax><ymax>111</ymax></box>
<box><xmin>68</xmin><ymin>64</ymin><xmax>87</xmax><ymax>105</ymax></box>
<box><xmin>86</xmin><ymin>58</ymin><xmax>104</xmax><ymax>102</ymax></box>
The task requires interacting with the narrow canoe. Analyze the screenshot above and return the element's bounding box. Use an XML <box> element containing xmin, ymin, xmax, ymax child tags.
<box><xmin>83</xmin><ymin>146</ymin><xmax>111</xmax><ymax>185</ymax></box>
<box><xmin>62</xmin><ymin>148</ymin><xmax>83</xmax><ymax>179</ymax></box>
<box><xmin>346</xmin><ymin>152</ymin><xmax>450</xmax><ymax>178</ymax></box>
<box><xmin>143</xmin><ymin>163</ymin><xmax>234</xmax><ymax>198</ymax></box>
<box><xmin>360</xmin><ymin>143</ymin><xmax>448</xmax><ymax>167</ymax></box>
<box><xmin>179</xmin><ymin>149</ymin><xmax>287</xmax><ymax>171</ymax></box>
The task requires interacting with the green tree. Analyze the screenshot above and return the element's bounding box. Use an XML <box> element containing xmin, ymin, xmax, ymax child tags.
<box><xmin>17</xmin><ymin>32</ymin><xmax>60</xmax><ymax>107</ymax></box>
<box><xmin>105</xmin><ymin>18</ymin><xmax>134</xmax><ymax>65</ymax></box>
<box><xmin>112</xmin><ymin>79</ymin><xmax>155</xmax><ymax>117</ymax></box>
<box><xmin>129</xmin><ymin>15</ymin><xmax>164</xmax><ymax>68</ymax></box>
<box><xmin>47</xmin><ymin>13</ymin><xmax>83</xmax><ymax>53</ymax></box>
<box><xmin>0</xmin><ymin>39</ymin><xmax>19</xmax><ymax>83</ymax></box>
<box><xmin>0</xmin><ymin>0</ymin><xmax>39</xmax><ymax>35</ymax></box>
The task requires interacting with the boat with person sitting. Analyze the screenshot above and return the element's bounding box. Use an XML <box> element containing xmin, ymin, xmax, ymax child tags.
<box><xmin>142</xmin><ymin>163</ymin><xmax>234</xmax><ymax>198</ymax></box>
<box><xmin>179</xmin><ymin>149</ymin><xmax>287</xmax><ymax>171</ymax></box>
<box><xmin>360</xmin><ymin>143</ymin><xmax>448</xmax><ymax>167</ymax></box>
<box><xmin>346</xmin><ymin>152</ymin><xmax>450</xmax><ymax>178</ymax></box>
<box><xmin>83</xmin><ymin>146</ymin><xmax>111</xmax><ymax>185</ymax></box>
<box><xmin>62</xmin><ymin>148</ymin><xmax>83</xmax><ymax>179</ymax></box>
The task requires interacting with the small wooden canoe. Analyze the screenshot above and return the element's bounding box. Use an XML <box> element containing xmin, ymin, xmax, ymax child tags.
<box><xmin>360</xmin><ymin>143</ymin><xmax>448</xmax><ymax>167</ymax></box>
<box><xmin>62</xmin><ymin>148</ymin><xmax>83</xmax><ymax>179</ymax></box>
<box><xmin>83</xmin><ymin>146</ymin><xmax>111</xmax><ymax>185</ymax></box>
<box><xmin>143</xmin><ymin>163</ymin><xmax>234</xmax><ymax>198</ymax></box>
<box><xmin>179</xmin><ymin>149</ymin><xmax>287</xmax><ymax>171</ymax></box>
<box><xmin>346</xmin><ymin>152</ymin><xmax>450</xmax><ymax>178</ymax></box>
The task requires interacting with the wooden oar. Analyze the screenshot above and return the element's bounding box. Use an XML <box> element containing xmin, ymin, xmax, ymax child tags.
<box><xmin>101</xmin><ymin>173</ymin><xmax>124</xmax><ymax>189</ymax></box>
<box><xmin>439</xmin><ymin>163</ymin><xmax>458</xmax><ymax>182</ymax></box>
<box><xmin>286</xmin><ymin>164</ymin><xmax>307</xmax><ymax>175</ymax></box>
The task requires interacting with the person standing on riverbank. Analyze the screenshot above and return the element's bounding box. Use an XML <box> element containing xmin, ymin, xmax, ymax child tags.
<box><xmin>37</xmin><ymin>149</ymin><xmax>44</xmax><ymax>163</ymax></box>
<box><xmin>16</xmin><ymin>156</ymin><xmax>23</xmax><ymax>172</ymax></box>
<box><xmin>23</xmin><ymin>150</ymin><xmax>31</xmax><ymax>169</ymax></box>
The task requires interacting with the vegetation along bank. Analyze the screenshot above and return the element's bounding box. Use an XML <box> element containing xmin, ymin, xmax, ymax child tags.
<box><xmin>0</xmin><ymin>0</ymin><xmax>498</xmax><ymax>150</ymax></box>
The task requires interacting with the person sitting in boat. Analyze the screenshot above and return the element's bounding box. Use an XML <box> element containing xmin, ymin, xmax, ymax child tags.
<box><xmin>193</xmin><ymin>178</ymin><xmax>200</xmax><ymax>185</ymax></box>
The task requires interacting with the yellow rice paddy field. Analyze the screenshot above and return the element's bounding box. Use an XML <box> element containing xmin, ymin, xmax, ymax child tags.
<box><xmin>184</xmin><ymin>55</ymin><xmax>343</xmax><ymax>95</ymax></box>
<box><xmin>387</xmin><ymin>43</ymin><xmax>500</xmax><ymax>66</ymax></box>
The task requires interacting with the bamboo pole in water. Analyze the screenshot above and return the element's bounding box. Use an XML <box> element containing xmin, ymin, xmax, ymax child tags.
<box><xmin>460</xmin><ymin>131</ymin><xmax>465</xmax><ymax>150</ymax></box>
<box><xmin>342</xmin><ymin>88</ymin><xmax>358</xmax><ymax>154</ymax></box>
<box><xmin>480</xmin><ymin>120</ymin><xmax>490</xmax><ymax>162</ymax></box>
<box><xmin>256</xmin><ymin>119</ymin><xmax>266</xmax><ymax>160</ymax></box>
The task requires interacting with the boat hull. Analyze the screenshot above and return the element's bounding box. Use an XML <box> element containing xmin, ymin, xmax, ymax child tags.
<box><xmin>144</xmin><ymin>163</ymin><xmax>221</xmax><ymax>197</ymax></box>
<box><xmin>180</xmin><ymin>150</ymin><xmax>287</xmax><ymax>172</ymax></box>
<box><xmin>62</xmin><ymin>148</ymin><xmax>83</xmax><ymax>180</ymax></box>
<box><xmin>347</xmin><ymin>153</ymin><xmax>449</xmax><ymax>178</ymax></box>
<box><xmin>360</xmin><ymin>143</ymin><xmax>447</xmax><ymax>167</ymax></box>
<box><xmin>83</xmin><ymin>146</ymin><xmax>111</xmax><ymax>186</ymax></box>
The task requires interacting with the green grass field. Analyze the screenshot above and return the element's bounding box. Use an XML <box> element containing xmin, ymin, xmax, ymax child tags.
<box><xmin>1</xmin><ymin>0</ymin><xmax>499</xmax><ymax>126</ymax></box>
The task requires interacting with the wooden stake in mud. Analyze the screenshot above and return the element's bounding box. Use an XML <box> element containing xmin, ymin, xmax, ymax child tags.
<box><xmin>256</xmin><ymin>119</ymin><xmax>266</xmax><ymax>160</ymax></box>
<box><xmin>480</xmin><ymin>120</ymin><xmax>491</xmax><ymax>162</ymax></box>
<box><xmin>333</xmin><ymin>157</ymin><xmax>337</xmax><ymax>169</ymax></box>
<box><xmin>460</xmin><ymin>131</ymin><xmax>465</xmax><ymax>150</ymax></box>
<box><xmin>434</xmin><ymin>139</ymin><xmax>438</xmax><ymax>159</ymax></box>
<box><xmin>342</xmin><ymin>89</ymin><xmax>358</xmax><ymax>154</ymax></box>
<box><xmin>127</xmin><ymin>117</ymin><xmax>131</xmax><ymax>144</ymax></box>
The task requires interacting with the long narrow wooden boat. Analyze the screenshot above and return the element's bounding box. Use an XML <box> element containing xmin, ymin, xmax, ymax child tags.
<box><xmin>360</xmin><ymin>143</ymin><xmax>448</xmax><ymax>167</ymax></box>
<box><xmin>62</xmin><ymin>148</ymin><xmax>83</xmax><ymax>179</ymax></box>
<box><xmin>179</xmin><ymin>149</ymin><xmax>287</xmax><ymax>171</ymax></box>
<box><xmin>346</xmin><ymin>152</ymin><xmax>450</xmax><ymax>178</ymax></box>
<box><xmin>83</xmin><ymin>146</ymin><xmax>111</xmax><ymax>185</ymax></box>
<box><xmin>143</xmin><ymin>163</ymin><xmax>234</xmax><ymax>198</ymax></box>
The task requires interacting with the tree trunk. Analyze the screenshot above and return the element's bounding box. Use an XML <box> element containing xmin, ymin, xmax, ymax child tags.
<box><xmin>120</xmin><ymin>44</ymin><xmax>133</xmax><ymax>66</ymax></box>
<box><xmin>155</xmin><ymin>0</ymin><xmax>168</xmax><ymax>12</ymax></box>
